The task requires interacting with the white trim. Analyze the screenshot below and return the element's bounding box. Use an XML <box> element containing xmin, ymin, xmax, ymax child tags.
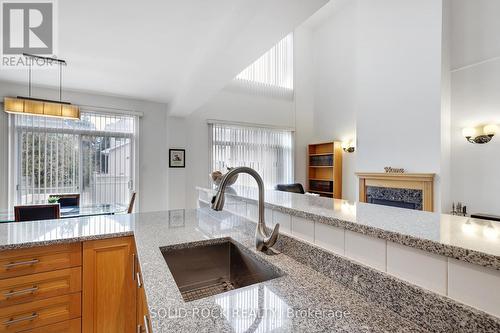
<box><xmin>133</xmin><ymin>117</ymin><xmax>140</xmax><ymax>212</ymax></box>
<box><xmin>7</xmin><ymin>114</ymin><xmax>16</xmax><ymax>209</ymax></box>
<box><xmin>206</xmin><ymin>119</ymin><xmax>295</xmax><ymax>132</ymax></box>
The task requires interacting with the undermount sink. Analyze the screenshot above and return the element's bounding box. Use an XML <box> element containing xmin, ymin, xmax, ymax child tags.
<box><xmin>160</xmin><ymin>238</ymin><xmax>283</xmax><ymax>302</ymax></box>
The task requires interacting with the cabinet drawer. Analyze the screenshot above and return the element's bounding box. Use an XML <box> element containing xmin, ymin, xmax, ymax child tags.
<box><xmin>0</xmin><ymin>293</ymin><xmax>81</xmax><ymax>332</ymax></box>
<box><xmin>0</xmin><ymin>243</ymin><xmax>81</xmax><ymax>279</ymax></box>
<box><xmin>17</xmin><ymin>318</ymin><xmax>81</xmax><ymax>333</ymax></box>
<box><xmin>0</xmin><ymin>268</ymin><xmax>81</xmax><ymax>308</ymax></box>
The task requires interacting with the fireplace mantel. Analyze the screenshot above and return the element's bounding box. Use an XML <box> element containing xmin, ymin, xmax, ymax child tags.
<box><xmin>356</xmin><ymin>172</ymin><xmax>435</xmax><ymax>212</ymax></box>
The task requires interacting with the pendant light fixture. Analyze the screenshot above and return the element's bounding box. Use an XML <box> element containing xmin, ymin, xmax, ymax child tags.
<box><xmin>4</xmin><ymin>53</ymin><xmax>80</xmax><ymax>119</ymax></box>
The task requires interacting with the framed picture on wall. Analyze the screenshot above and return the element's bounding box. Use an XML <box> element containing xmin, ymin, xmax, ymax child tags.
<box><xmin>169</xmin><ymin>149</ymin><xmax>185</xmax><ymax>168</ymax></box>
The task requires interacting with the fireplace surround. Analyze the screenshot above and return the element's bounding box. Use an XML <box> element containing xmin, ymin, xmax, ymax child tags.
<box><xmin>356</xmin><ymin>173</ymin><xmax>435</xmax><ymax>212</ymax></box>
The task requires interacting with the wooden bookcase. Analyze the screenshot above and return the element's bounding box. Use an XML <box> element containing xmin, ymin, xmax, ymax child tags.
<box><xmin>307</xmin><ymin>142</ymin><xmax>343</xmax><ymax>199</ymax></box>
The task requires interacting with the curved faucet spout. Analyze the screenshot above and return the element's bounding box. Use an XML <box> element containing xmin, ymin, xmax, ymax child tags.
<box><xmin>211</xmin><ymin>166</ymin><xmax>280</xmax><ymax>253</ymax></box>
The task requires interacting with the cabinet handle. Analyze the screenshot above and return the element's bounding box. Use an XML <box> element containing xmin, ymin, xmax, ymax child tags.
<box><xmin>144</xmin><ymin>315</ymin><xmax>150</xmax><ymax>333</ymax></box>
<box><xmin>4</xmin><ymin>259</ymin><xmax>39</xmax><ymax>269</ymax></box>
<box><xmin>4</xmin><ymin>312</ymin><xmax>38</xmax><ymax>326</ymax></box>
<box><xmin>132</xmin><ymin>254</ymin><xmax>136</xmax><ymax>280</ymax></box>
<box><xmin>136</xmin><ymin>272</ymin><xmax>142</xmax><ymax>288</ymax></box>
<box><xmin>4</xmin><ymin>285</ymin><xmax>38</xmax><ymax>298</ymax></box>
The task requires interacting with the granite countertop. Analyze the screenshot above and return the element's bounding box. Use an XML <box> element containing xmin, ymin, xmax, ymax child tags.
<box><xmin>134</xmin><ymin>209</ymin><xmax>428</xmax><ymax>333</ymax></box>
<box><xmin>197</xmin><ymin>186</ymin><xmax>500</xmax><ymax>270</ymax></box>
<box><xmin>0</xmin><ymin>213</ymin><xmax>135</xmax><ymax>250</ymax></box>
<box><xmin>0</xmin><ymin>209</ymin><xmax>428</xmax><ymax>333</ymax></box>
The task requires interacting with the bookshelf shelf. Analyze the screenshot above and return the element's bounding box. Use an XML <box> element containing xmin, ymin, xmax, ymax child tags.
<box><xmin>307</xmin><ymin>142</ymin><xmax>342</xmax><ymax>199</ymax></box>
<box><xmin>309</xmin><ymin>153</ymin><xmax>334</xmax><ymax>157</ymax></box>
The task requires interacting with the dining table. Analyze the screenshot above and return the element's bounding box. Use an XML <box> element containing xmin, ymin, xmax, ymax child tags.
<box><xmin>0</xmin><ymin>204</ymin><xmax>128</xmax><ymax>223</ymax></box>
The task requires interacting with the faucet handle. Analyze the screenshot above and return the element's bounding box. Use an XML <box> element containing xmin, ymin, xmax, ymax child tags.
<box><xmin>256</xmin><ymin>223</ymin><xmax>280</xmax><ymax>252</ymax></box>
<box><xmin>264</xmin><ymin>223</ymin><xmax>280</xmax><ymax>248</ymax></box>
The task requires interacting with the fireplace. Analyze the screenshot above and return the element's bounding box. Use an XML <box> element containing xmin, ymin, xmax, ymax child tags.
<box><xmin>366</xmin><ymin>186</ymin><xmax>423</xmax><ymax>210</ymax></box>
<box><xmin>357</xmin><ymin>173</ymin><xmax>435</xmax><ymax>212</ymax></box>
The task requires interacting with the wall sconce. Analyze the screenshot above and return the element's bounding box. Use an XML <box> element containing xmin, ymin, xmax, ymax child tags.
<box><xmin>462</xmin><ymin>124</ymin><xmax>498</xmax><ymax>144</ymax></box>
<box><xmin>342</xmin><ymin>140</ymin><xmax>355</xmax><ymax>153</ymax></box>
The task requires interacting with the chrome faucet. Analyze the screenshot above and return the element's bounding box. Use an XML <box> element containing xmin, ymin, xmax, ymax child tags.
<box><xmin>211</xmin><ymin>166</ymin><xmax>280</xmax><ymax>252</ymax></box>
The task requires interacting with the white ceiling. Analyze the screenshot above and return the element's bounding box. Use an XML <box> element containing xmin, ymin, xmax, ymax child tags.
<box><xmin>0</xmin><ymin>0</ymin><xmax>328</xmax><ymax>115</ymax></box>
<box><xmin>300</xmin><ymin>0</ymin><xmax>342</xmax><ymax>30</ymax></box>
<box><xmin>450</xmin><ymin>0</ymin><xmax>500</xmax><ymax>70</ymax></box>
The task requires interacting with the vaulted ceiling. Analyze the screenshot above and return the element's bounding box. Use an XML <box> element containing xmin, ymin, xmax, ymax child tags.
<box><xmin>0</xmin><ymin>0</ymin><xmax>328</xmax><ymax>115</ymax></box>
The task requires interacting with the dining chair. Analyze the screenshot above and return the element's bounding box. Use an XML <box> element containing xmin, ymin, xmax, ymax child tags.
<box><xmin>275</xmin><ymin>183</ymin><xmax>305</xmax><ymax>194</ymax></box>
<box><xmin>49</xmin><ymin>194</ymin><xmax>80</xmax><ymax>208</ymax></box>
<box><xmin>14</xmin><ymin>204</ymin><xmax>61</xmax><ymax>222</ymax></box>
<box><xmin>127</xmin><ymin>192</ymin><xmax>137</xmax><ymax>214</ymax></box>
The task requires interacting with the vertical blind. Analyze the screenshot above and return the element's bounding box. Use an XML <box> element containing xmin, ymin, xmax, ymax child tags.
<box><xmin>209</xmin><ymin>123</ymin><xmax>293</xmax><ymax>189</ymax></box>
<box><xmin>13</xmin><ymin>112</ymin><xmax>136</xmax><ymax>206</ymax></box>
<box><xmin>234</xmin><ymin>33</ymin><xmax>294</xmax><ymax>94</ymax></box>
<box><xmin>215</xmin><ymin>285</ymin><xmax>288</xmax><ymax>333</ymax></box>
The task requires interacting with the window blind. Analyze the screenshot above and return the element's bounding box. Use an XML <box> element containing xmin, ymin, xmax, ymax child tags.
<box><xmin>13</xmin><ymin>112</ymin><xmax>136</xmax><ymax>206</ymax></box>
<box><xmin>209</xmin><ymin>123</ymin><xmax>293</xmax><ymax>189</ymax></box>
<box><xmin>234</xmin><ymin>33</ymin><xmax>293</xmax><ymax>95</ymax></box>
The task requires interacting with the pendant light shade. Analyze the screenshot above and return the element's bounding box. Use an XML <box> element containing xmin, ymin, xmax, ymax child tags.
<box><xmin>4</xmin><ymin>97</ymin><xmax>80</xmax><ymax>119</ymax></box>
<box><xmin>3</xmin><ymin>54</ymin><xmax>80</xmax><ymax>120</ymax></box>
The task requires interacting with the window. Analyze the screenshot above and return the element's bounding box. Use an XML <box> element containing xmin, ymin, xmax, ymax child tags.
<box><xmin>234</xmin><ymin>33</ymin><xmax>293</xmax><ymax>93</ymax></box>
<box><xmin>12</xmin><ymin>112</ymin><xmax>136</xmax><ymax>206</ymax></box>
<box><xmin>209</xmin><ymin>123</ymin><xmax>293</xmax><ymax>189</ymax></box>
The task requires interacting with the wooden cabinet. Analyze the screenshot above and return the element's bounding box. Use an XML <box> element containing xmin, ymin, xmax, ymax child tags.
<box><xmin>82</xmin><ymin>237</ymin><xmax>137</xmax><ymax>333</ymax></box>
<box><xmin>0</xmin><ymin>236</ymin><xmax>142</xmax><ymax>333</ymax></box>
<box><xmin>0</xmin><ymin>243</ymin><xmax>82</xmax><ymax>333</ymax></box>
<box><xmin>135</xmin><ymin>260</ymin><xmax>151</xmax><ymax>333</ymax></box>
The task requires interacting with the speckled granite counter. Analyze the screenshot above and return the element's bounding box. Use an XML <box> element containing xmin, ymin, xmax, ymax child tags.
<box><xmin>134</xmin><ymin>209</ymin><xmax>431</xmax><ymax>333</ymax></box>
<box><xmin>0</xmin><ymin>210</ymin><xmax>426</xmax><ymax>333</ymax></box>
<box><xmin>0</xmin><ymin>213</ymin><xmax>134</xmax><ymax>250</ymax></box>
<box><xmin>0</xmin><ymin>209</ymin><xmax>498</xmax><ymax>332</ymax></box>
<box><xmin>197</xmin><ymin>186</ymin><xmax>500</xmax><ymax>270</ymax></box>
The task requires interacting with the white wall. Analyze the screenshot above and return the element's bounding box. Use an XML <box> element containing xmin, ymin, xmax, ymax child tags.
<box><xmin>300</xmin><ymin>0</ymin><xmax>500</xmax><ymax>216</ymax></box>
<box><xmin>440</xmin><ymin>0</ymin><xmax>452</xmax><ymax>213</ymax></box>
<box><xmin>296</xmin><ymin>0</ymin><xmax>447</xmax><ymax>206</ymax></box>
<box><xmin>449</xmin><ymin>0</ymin><xmax>500</xmax><ymax>215</ymax></box>
<box><xmin>293</xmin><ymin>26</ymin><xmax>315</xmax><ymax>187</ymax></box>
<box><xmin>166</xmin><ymin>116</ymin><xmax>187</xmax><ymax>210</ymax></box>
<box><xmin>308</xmin><ymin>0</ymin><xmax>358</xmax><ymax>202</ymax></box>
<box><xmin>356</xmin><ymin>0</ymin><xmax>443</xmax><ymax>179</ymax></box>
<box><xmin>0</xmin><ymin>81</ymin><xmax>169</xmax><ymax>213</ymax></box>
<box><xmin>183</xmin><ymin>88</ymin><xmax>295</xmax><ymax>208</ymax></box>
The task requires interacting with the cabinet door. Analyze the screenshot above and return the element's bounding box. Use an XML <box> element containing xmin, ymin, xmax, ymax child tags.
<box><xmin>136</xmin><ymin>261</ymin><xmax>151</xmax><ymax>333</ymax></box>
<box><xmin>82</xmin><ymin>237</ymin><xmax>136</xmax><ymax>333</ymax></box>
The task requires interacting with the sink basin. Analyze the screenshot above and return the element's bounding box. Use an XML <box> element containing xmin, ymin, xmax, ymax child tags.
<box><xmin>160</xmin><ymin>238</ymin><xmax>283</xmax><ymax>302</ymax></box>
